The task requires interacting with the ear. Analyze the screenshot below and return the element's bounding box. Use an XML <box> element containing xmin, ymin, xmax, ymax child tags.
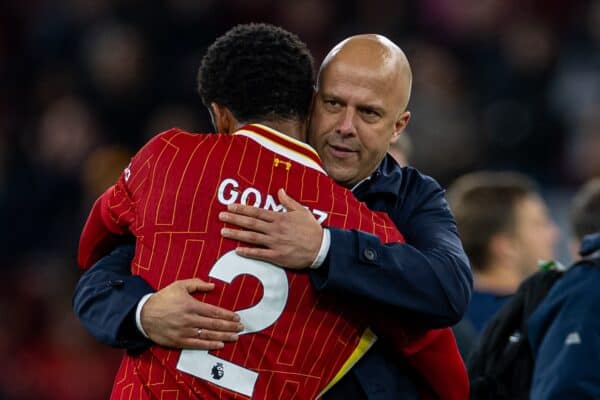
<box><xmin>489</xmin><ymin>233</ymin><xmax>517</xmax><ymax>261</ymax></box>
<box><xmin>391</xmin><ymin>110</ymin><xmax>411</xmax><ymax>143</ymax></box>
<box><xmin>210</xmin><ymin>103</ymin><xmax>237</xmax><ymax>133</ymax></box>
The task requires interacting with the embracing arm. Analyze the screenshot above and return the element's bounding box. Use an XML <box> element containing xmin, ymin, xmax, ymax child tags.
<box><xmin>220</xmin><ymin>172</ymin><xmax>472</xmax><ymax>328</ymax></box>
<box><xmin>73</xmin><ymin>244</ymin><xmax>154</xmax><ymax>351</ymax></box>
<box><xmin>313</xmin><ymin>173</ymin><xmax>472</xmax><ymax>328</ymax></box>
<box><xmin>75</xmin><ymin>131</ymin><xmax>243</xmax><ymax>351</ymax></box>
<box><xmin>73</xmin><ymin>245</ymin><xmax>243</xmax><ymax>352</ymax></box>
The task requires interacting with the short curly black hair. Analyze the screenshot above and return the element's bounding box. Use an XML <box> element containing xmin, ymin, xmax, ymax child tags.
<box><xmin>198</xmin><ymin>23</ymin><xmax>314</xmax><ymax>123</ymax></box>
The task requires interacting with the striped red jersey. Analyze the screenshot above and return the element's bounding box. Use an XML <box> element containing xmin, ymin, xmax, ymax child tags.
<box><xmin>78</xmin><ymin>124</ymin><xmax>405</xmax><ymax>399</ymax></box>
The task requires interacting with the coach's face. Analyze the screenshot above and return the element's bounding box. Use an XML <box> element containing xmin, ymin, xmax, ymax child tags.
<box><xmin>309</xmin><ymin>35</ymin><xmax>411</xmax><ymax>189</ymax></box>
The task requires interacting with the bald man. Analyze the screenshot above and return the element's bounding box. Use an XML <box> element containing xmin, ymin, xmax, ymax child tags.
<box><xmin>74</xmin><ymin>34</ymin><xmax>472</xmax><ymax>399</ymax></box>
<box><xmin>308</xmin><ymin>35</ymin><xmax>412</xmax><ymax>188</ymax></box>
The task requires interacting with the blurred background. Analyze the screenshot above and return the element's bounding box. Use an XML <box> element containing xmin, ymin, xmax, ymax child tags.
<box><xmin>1</xmin><ymin>0</ymin><xmax>599</xmax><ymax>398</ymax></box>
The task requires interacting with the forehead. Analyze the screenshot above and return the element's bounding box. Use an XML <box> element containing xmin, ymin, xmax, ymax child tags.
<box><xmin>319</xmin><ymin>59</ymin><xmax>393</xmax><ymax>104</ymax></box>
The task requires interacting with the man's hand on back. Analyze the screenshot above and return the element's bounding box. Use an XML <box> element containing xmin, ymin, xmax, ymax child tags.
<box><xmin>219</xmin><ymin>189</ymin><xmax>323</xmax><ymax>269</ymax></box>
<box><xmin>141</xmin><ymin>278</ymin><xmax>244</xmax><ymax>350</ymax></box>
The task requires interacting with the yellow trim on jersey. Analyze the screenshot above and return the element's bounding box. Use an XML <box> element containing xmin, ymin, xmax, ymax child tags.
<box><xmin>234</xmin><ymin>125</ymin><xmax>326</xmax><ymax>174</ymax></box>
<box><xmin>251</xmin><ymin>123</ymin><xmax>320</xmax><ymax>158</ymax></box>
<box><xmin>317</xmin><ymin>327</ymin><xmax>378</xmax><ymax>398</ymax></box>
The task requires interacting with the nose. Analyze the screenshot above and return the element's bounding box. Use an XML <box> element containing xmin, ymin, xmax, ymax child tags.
<box><xmin>335</xmin><ymin>108</ymin><xmax>357</xmax><ymax>137</ymax></box>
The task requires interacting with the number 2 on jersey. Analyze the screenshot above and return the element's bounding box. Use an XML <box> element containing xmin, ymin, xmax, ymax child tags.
<box><xmin>176</xmin><ymin>251</ymin><xmax>289</xmax><ymax>397</ymax></box>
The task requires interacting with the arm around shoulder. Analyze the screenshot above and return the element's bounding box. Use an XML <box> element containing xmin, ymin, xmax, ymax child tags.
<box><xmin>311</xmin><ymin>168</ymin><xmax>472</xmax><ymax>327</ymax></box>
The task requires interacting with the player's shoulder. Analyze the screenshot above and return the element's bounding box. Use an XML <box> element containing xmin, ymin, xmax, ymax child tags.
<box><xmin>145</xmin><ymin>128</ymin><xmax>236</xmax><ymax>149</ymax></box>
<box><xmin>152</xmin><ymin>127</ymin><xmax>222</xmax><ymax>142</ymax></box>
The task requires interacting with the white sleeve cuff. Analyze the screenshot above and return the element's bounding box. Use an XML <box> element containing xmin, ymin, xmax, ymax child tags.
<box><xmin>310</xmin><ymin>228</ymin><xmax>331</xmax><ymax>269</ymax></box>
<box><xmin>135</xmin><ymin>293</ymin><xmax>154</xmax><ymax>339</ymax></box>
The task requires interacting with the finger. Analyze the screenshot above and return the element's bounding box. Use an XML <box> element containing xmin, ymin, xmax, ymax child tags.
<box><xmin>189</xmin><ymin>302</ymin><xmax>241</xmax><ymax>323</ymax></box>
<box><xmin>235</xmin><ymin>246</ymin><xmax>279</xmax><ymax>263</ymax></box>
<box><xmin>219</xmin><ymin>212</ymin><xmax>271</xmax><ymax>233</ymax></box>
<box><xmin>180</xmin><ymin>338</ymin><xmax>226</xmax><ymax>350</ymax></box>
<box><xmin>194</xmin><ymin>328</ymin><xmax>239</xmax><ymax>342</ymax></box>
<box><xmin>180</xmin><ymin>278</ymin><xmax>215</xmax><ymax>293</ymax></box>
<box><xmin>191</xmin><ymin>315</ymin><xmax>245</xmax><ymax>333</ymax></box>
<box><xmin>226</xmin><ymin>203</ymin><xmax>278</xmax><ymax>222</ymax></box>
<box><xmin>277</xmin><ymin>188</ymin><xmax>302</xmax><ymax>211</ymax></box>
<box><xmin>221</xmin><ymin>227</ymin><xmax>271</xmax><ymax>246</ymax></box>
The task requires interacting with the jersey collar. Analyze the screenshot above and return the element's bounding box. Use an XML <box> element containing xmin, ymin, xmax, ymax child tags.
<box><xmin>234</xmin><ymin>124</ymin><xmax>325</xmax><ymax>174</ymax></box>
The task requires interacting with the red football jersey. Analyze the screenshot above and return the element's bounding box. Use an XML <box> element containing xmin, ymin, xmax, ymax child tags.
<box><xmin>79</xmin><ymin>124</ymin><xmax>405</xmax><ymax>399</ymax></box>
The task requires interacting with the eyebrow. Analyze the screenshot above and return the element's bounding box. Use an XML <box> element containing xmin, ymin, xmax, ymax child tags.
<box><xmin>358</xmin><ymin>104</ymin><xmax>385</xmax><ymax>116</ymax></box>
<box><xmin>321</xmin><ymin>93</ymin><xmax>386</xmax><ymax>115</ymax></box>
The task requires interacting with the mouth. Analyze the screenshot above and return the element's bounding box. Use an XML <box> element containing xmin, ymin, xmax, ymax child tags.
<box><xmin>327</xmin><ymin>143</ymin><xmax>357</xmax><ymax>159</ymax></box>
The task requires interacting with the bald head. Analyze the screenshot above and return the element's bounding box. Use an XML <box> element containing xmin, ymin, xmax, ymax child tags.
<box><xmin>317</xmin><ymin>34</ymin><xmax>412</xmax><ymax>111</ymax></box>
<box><xmin>309</xmin><ymin>34</ymin><xmax>413</xmax><ymax>188</ymax></box>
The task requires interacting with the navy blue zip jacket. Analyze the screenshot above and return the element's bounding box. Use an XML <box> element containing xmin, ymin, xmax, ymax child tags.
<box><xmin>73</xmin><ymin>155</ymin><xmax>472</xmax><ymax>399</ymax></box>
<box><xmin>528</xmin><ymin>233</ymin><xmax>600</xmax><ymax>399</ymax></box>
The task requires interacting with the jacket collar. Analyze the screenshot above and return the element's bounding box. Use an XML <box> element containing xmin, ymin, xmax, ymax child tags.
<box><xmin>580</xmin><ymin>232</ymin><xmax>600</xmax><ymax>257</ymax></box>
<box><xmin>352</xmin><ymin>154</ymin><xmax>403</xmax><ymax>198</ymax></box>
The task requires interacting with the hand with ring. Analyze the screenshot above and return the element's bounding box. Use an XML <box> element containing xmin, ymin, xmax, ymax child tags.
<box><xmin>140</xmin><ymin>278</ymin><xmax>244</xmax><ymax>350</ymax></box>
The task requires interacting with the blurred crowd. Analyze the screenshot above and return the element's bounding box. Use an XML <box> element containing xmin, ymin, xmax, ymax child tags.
<box><xmin>1</xmin><ymin>0</ymin><xmax>599</xmax><ymax>398</ymax></box>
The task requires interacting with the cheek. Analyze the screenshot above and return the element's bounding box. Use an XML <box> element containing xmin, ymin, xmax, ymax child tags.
<box><xmin>308</xmin><ymin>125</ymin><xmax>323</xmax><ymax>148</ymax></box>
<box><xmin>524</xmin><ymin>228</ymin><xmax>552</xmax><ymax>253</ymax></box>
<box><xmin>310</xmin><ymin>130</ymin><xmax>327</xmax><ymax>150</ymax></box>
<box><xmin>309</xmin><ymin>114</ymin><xmax>330</xmax><ymax>144</ymax></box>
<box><xmin>359</xmin><ymin>129</ymin><xmax>389</xmax><ymax>157</ymax></box>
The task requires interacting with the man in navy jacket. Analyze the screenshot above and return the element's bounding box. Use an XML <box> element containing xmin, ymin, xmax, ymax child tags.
<box><xmin>74</xmin><ymin>34</ymin><xmax>472</xmax><ymax>399</ymax></box>
<box><xmin>528</xmin><ymin>180</ymin><xmax>600</xmax><ymax>399</ymax></box>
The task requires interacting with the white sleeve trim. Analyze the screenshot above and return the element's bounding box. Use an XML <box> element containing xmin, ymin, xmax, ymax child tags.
<box><xmin>136</xmin><ymin>293</ymin><xmax>154</xmax><ymax>339</ymax></box>
<box><xmin>310</xmin><ymin>228</ymin><xmax>331</xmax><ymax>269</ymax></box>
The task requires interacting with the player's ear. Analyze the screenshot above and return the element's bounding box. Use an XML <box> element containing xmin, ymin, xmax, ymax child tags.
<box><xmin>210</xmin><ymin>103</ymin><xmax>237</xmax><ymax>133</ymax></box>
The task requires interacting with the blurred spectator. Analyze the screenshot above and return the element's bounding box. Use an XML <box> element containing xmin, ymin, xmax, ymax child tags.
<box><xmin>567</xmin><ymin>103</ymin><xmax>600</xmax><ymax>183</ymax></box>
<box><xmin>529</xmin><ymin>179</ymin><xmax>600</xmax><ymax>398</ymax></box>
<box><xmin>418</xmin><ymin>0</ymin><xmax>514</xmax><ymax>41</ymax></box>
<box><xmin>144</xmin><ymin>103</ymin><xmax>205</xmax><ymax>141</ymax></box>
<box><xmin>448</xmin><ymin>171</ymin><xmax>560</xmax><ymax>334</ymax></box>
<box><xmin>80</xmin><ymin>21</ymin><xmax>154</xmax><ymax>147</ymax></box>
<box><xmin>407</xmin><ymin>40</ymin><xmax>481</xmax><ymax>184</ymax></box>
<box><xmin>81</xmin><ymin>145</ymin><xmax>131</xmax><ymax>200</ymax></box>
<box><xmin>35</xmin><ymin>96</ymin><xmax>98</xmax><ymax>173</ymax></box>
